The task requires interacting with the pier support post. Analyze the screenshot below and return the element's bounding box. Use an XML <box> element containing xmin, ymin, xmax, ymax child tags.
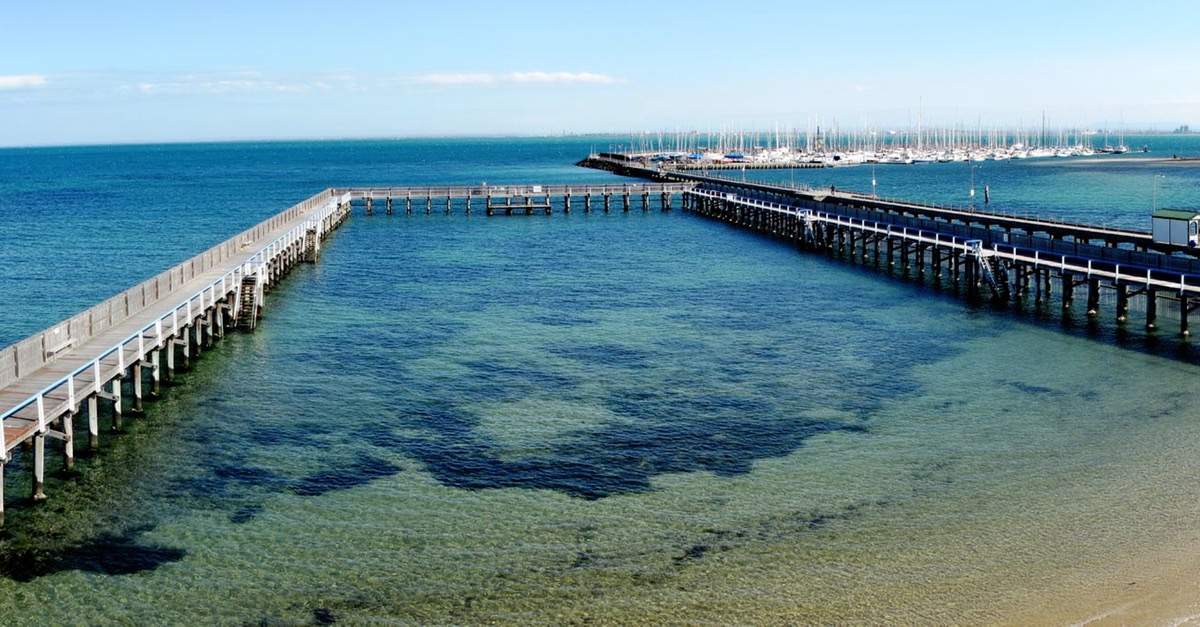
<box><xmin>31</xmin><ymin>433</ymin><xmax>46</xmax><ymax>501</ymax></box>
<box><xmin>1146</xmin><ymin>289</ymin><xmax>1158</xmax><ymax>330</ymax></box>
<box><xmin>133</xmin><ymin>363</ymin><xmax>144</xmax><ymax>412</ymax></box>
<box><xmin>1116</xmin><ymin>284</ymin><xmax>1129</xmax><ymax>323</ymax></box>
<box><xmin>365</xmin><ymin>197</ymin><xmax>373</xmax><ymax>216</ymax></box>
<box><xmin>585</xmin><ymin>193</ymin><xmax>592</xmax><ymax>213</ymax></box>
<box><xmin>1086</xmin><ymin>278</ymin><xmax>1100</xmax><ymax>317</ymax></box>
<box><xmin>406</xmin><ymin>196</ymin><xmax>412</xmax><ymax>215</ymax></box>
<box><xmin>1061</xmin><ymin>272</ymin><xmax>1074</xmax><ymax>313</ymax></box>
<box><xmin>426</xmin><ymin>195</ymin><xmax>432</xmax><ymax>215</ymax></box>
<box><xmin>622</xmin><ymin>193</ymin><xmax>630</xmax><ymax>212</ymax></box>
<box><xmin>151</xmin><ymin>349</ymin><xmax>161</xmax><ymax>396</ymax></box>
<box><xmin>449</xmin><ymin>196</ymin><xmax>454</xmax><ymax>215</ymax></box>
<box><xmin>932</xmin><ymin>248</ymin><xmax>942</xmax><ymax>279</ymax></box>
<box><xmin>88</xmin><ymin>395</ymin><xmax>99</xmax><ymax>450</ymax></box>
<box><xmin>386</xmin><ymin>197</ymin><xmax>393</xmax><ymax>215</ymax></box>
<box><xmin>61</xmin><ymin>411</ymin><xmax>75</xmax><ymax>471</ymax></box>
<box><xmin>965</xmin><ymin>256</ymin><xmax>976</xmax><ymax>293</ymax></box>
<box><xmin>1182</xmin><ymin>295</ymin><xmax>1191</xmax><ymax>337</ymax></box>
<box><xmin>465</xmin><ymin>196</ymin><xmax>472</xmax><ymax>215</ymax></box>
<box><xmin>887</xmin><ymin>238</ymin><xmax>896</xmax><ymax>266</ymax></box>
<box><xmin>111</xmin><ymin>377</ymin><xmax>123</xmax><ymax>431</ymax></box>
<box><xmin>604</xmin><ymin>194</ymin><xmax>611</xmax><ymax>213</ymax></box>
<box><xmin>563</xmin><ymin>194</ymin><xmax>571</xmax><ymax>213</ymax></box>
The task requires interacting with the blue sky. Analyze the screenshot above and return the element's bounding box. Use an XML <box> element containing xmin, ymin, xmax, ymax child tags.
<box><xmin>2</xmin><ymin>0</ymin><xmax>1198</xmax><ymax>146</ymax></box>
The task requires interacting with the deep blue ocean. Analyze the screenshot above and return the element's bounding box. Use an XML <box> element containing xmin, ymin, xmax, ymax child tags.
<box><xmin>2</xmin><ymin>136</ymin><xmax>1200</xmax><ymax>623</ymax></box>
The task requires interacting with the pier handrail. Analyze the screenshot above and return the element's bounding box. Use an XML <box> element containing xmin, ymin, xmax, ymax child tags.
<box><xmin>687</xmin><ymin>188</ymin><xmax>1200</xmax><ymax>295</ymax></box>
<box><xmin>0</xmin><ymin>190</ymin><xmax>341</xmax><ymax>459</ymax></box>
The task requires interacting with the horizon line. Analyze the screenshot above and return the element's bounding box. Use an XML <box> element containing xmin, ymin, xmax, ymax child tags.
<box><xmin>2</xmin><ymin>128</ymin><xmax>1199</xmax><ymax>151</ymax></box>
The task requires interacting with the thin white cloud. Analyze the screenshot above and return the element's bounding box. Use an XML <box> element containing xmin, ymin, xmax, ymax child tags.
<box><xmin>412</xmin><ymin>71</ymin><xmax>622</xmax><ymax>86</ymax></box>
<box><xmin>0</xmin><ymin>74</ymin><xmax>48</xmax><ymax>90</ymax></box>
<box><xmin>127</xmin><ymin>73</ymin><xmax>346</xmax><ymax>96</ymax></box>
<box><xmin>416</xmin><ymin>73</ymin><xmax>498</xmax><ymax>86</ymax></box>
<box><xmin>509</xmin><ymin>71</ymin><xmax>619</xmax><ymax>84</ymax></box>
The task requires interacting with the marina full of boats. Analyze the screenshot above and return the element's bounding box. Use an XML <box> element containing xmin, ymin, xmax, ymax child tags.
<box><xmin>614</xmin><ymin>125</ymin><xmax>1143</xmax><ymax>168</ymax></box>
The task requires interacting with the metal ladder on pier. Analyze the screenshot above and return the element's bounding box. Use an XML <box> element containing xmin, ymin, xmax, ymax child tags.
<box><xmin>968</xmin><ymin>240</ymin><xmax>1012</xmax><ymax>301</ymax></box>
<box><xmin>235</xmin><ymin>274</ymin><xmax>261</xmax><ymax>331</ymax></box>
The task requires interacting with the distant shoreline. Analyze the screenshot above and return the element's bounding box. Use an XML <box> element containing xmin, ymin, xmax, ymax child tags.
<box><xmin>1032</xmin><ymin>155</ymin><xmax>1200</xmax><ymax>166</ymax></box>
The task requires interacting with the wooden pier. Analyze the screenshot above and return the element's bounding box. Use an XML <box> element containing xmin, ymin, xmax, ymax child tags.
<box><xmin>579</xmin><ymin>155</ymin><xmax>1200</xmax><ymax>335</ymax></box>
<box><xmin>0</xmin><ymin>190</ymin><xmax>353</xmax><ymax>525</ymax></box>
<box><xmin>346</xmin><ymin>183</ymin><xmax>692</xmax><ymax>216</ymax></box>
<box><xmin>666</xmin><ymin>161</ymin><xmax>829</xmax><ymax>171</ymax></box>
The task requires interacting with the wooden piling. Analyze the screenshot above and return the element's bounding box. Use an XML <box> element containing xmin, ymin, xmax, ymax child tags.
<box><xmin>1182</xmin><ymin>295</ymin><xmax>1191</xmax><ymax>337</ymax></box>
<box><xmin>1061</xmin><ymin>272</ymin><xmax>1074</xmax><ymax>313</ymax></box>
<box><xmin>31</xmin><ymin>434</ymin><xmax>45</xmax><ymax>501</ymax></box>
<box><xmin>61</xmin><ymin>411</ymin><xmax>74</xmax><ymax>471</ymax></box>
<box><xmin>151</xmin><ymin>349</ymin><xmax>161</xmax><ymax>395</ymax></box>
<box><xmin>110</xmin><ymin>377</ymin><xmax>122</xmax><ymax>431</ymax></box>
<box><xmin>133</xmin><ymin>364</ymin><xmax>144</xmax><ymax>412</ymax></box>
<box><xmin>88</xmin><ymin>395</ymin><xmax>99</xmax><ymax>450</ymax></box>
<box><xmin>1146</xmin><ymin>289</ymin><xmax>1158</xmax><ymax>330</ymax></box>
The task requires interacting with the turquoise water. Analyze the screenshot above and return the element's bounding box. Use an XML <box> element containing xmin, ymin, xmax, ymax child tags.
<box><xmin>3</xmin><ymin>138</ymin><xmax>1200</xmax><ymax>623</ymax></box>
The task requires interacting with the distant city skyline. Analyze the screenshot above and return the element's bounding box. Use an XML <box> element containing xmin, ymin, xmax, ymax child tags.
<box><xmin>2</xmin><ymin>0</ymin><xmax>1199</xmax><ymax>147</ymax></box>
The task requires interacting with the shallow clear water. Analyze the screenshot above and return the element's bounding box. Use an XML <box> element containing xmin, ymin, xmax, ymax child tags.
<box><xmin>3</xmin><ymin>138</ymin><xmax>1200</xmax><ymax>623</ymax></box>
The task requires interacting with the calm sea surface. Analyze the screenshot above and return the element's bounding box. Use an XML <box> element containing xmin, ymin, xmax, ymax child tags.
<box><xmin>2</xmin><ymin>137</ymin><xmax>1200</xmax><ymax>623</ymax></box>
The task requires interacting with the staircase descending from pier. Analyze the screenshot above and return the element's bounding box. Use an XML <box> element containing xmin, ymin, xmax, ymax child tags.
<box><xmin>977</xmin><ymin>256</ymin><xmax>1012</xmax><ymax>301</ymax></box>
<box><xmin>236</xmin><ymin>275</ymin><xmax>259</xmax><ymax>331</ymax></box>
